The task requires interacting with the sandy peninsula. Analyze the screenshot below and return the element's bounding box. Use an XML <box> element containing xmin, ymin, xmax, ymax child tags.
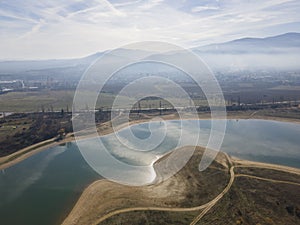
<box><xmin>61</xmin><ymin>146</ymin><xmax>300</xmax><ymax>225</ymax></box>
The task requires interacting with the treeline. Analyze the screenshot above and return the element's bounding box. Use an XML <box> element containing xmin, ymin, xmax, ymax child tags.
<box><xmin>0</xmin><ymin>113</ymin><xmax>72</xmax><ymax>157</ymax></box>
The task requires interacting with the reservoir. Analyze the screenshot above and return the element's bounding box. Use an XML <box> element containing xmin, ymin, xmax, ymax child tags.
<box><xmin>0</xmin><ymin>119</ymin><xmax>299</xmax><ymax>225</ymax></box>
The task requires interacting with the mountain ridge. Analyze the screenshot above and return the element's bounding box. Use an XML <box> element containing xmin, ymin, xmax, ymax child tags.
<box><xmin>194</xmin><ymin>32</ymin><xmax>300</xmax><ymax>54</ymax></box>
<box><xmin>0</xmin><ymin>32</ymin><xmax>299</xmax><ymax>74</ymax></box>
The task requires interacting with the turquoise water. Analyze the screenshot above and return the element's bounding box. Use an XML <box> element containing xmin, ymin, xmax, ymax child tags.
<box><xmin>0</xmin><ymin>119</ymin><xmax>299</xmax><ymax>225</ymax></box>
<box><xmin>97</xmin><ymin>119</ymin><xmax>300</xmax><ymax>169</ymax></box>
<box><xmin>0</xmin><ymin>143</ymin><xmax>100</xmax><ymax>225</ymax></box>
<box><xmin>219</xmin><ymin>119</ymin><xmax>300</xmax><ymax>168</ymax></box>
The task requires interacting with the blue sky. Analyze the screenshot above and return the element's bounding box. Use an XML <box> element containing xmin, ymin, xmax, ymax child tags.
<box><xmin>0</xmin><ymin>0</ymin><xmax>300</xmax><ymax>59</ymax></box>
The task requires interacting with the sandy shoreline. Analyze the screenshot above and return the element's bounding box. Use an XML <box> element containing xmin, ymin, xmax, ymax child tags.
<box><xmin>233</xmin><ymin>157</ymin><xmax>300</xmax><ymax>176</ymax></box>
<box><xmin>1</xmin><ymin>112</ymin><xmax>300</xmax><ymax>170</ymax></box>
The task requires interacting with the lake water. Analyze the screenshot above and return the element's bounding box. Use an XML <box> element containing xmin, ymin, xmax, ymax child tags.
<box><xmin>0</xmin><ymin>143</ymin><xmax>100</xmax><ymax>225</ymax></box>
<box><xmin>0</xmin><ymin>119</ymin><xmax>299</xmax><ymax>225</ymax></box>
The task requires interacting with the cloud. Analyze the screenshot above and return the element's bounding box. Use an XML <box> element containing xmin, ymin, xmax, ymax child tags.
<box><xmin>0</xmin><ymin>0</ymin><xmax>299</xmax><ymax>59</ymax></box>
<box><xmin>191</xmin><ymin>5</ymin><xmax>220</xmax><ymax>13</ymax></box>
<box><xmin>138</xmin><ymin>0</ymin><xmax>165</xmax><ymax>10</ymax></box>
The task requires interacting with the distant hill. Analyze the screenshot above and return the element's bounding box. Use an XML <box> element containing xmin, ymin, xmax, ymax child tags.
<box><xmin>194</xmin><ymin>32</ymin><xmax>300</xmax><ymax>54</ymax></box>
<box><xmin>0</xmin><ymin>32</ymin><xmax>300</xmax><ymax>78</ymax></box>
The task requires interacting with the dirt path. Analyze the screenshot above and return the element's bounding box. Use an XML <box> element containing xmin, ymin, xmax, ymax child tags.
<box><xmin>189</xmin><ymin>153</ymin><xmax>234</xmax><ymax>225</ymax></box>
<box><xmin>234</xmin><ymin>162</ymin><xmax>300</xmax><ymax>176</ymax></box>
<box><xmin>235</xmin><ymin>174</ymin><xmax>300</xmax><ymax>186</ymax></box>
<box><xmin>78</xmin><ymin>153</ymin><xmax>235</xmax><ymax>225</ymax></box>
<box><xmin>92</xmin><ymin>202</ymin><xmax>208</xmax><ymax>225</ymax></box>
<box><xmin>90</xmin><ymin>153</ymin><xmax>300</xmax><ymax>225</ymax></box>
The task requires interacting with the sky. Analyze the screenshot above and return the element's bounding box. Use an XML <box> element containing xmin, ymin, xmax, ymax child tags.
<box><xmin>0</xmin><ymin>0</ymin><xmax>300</xmax><ymax>60</ymax></box>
